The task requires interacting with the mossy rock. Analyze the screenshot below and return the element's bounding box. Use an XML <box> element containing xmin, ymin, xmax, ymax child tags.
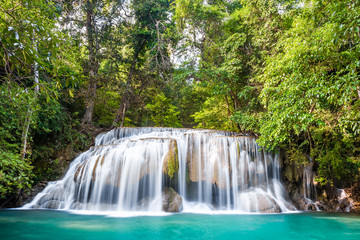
<box><xmin>163</xmin><ymin>139</ymin><xmax>179</xmax><ymax>179</ymax></box>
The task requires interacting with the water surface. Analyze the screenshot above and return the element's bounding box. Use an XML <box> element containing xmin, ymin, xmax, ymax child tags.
<box><xmin>1</xmin><ymin>210</ymin><xmax>359</xmax><ymax>240</ymax></box>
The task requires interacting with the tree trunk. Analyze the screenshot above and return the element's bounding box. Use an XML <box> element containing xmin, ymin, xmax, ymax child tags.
<box><xmin>83</xmin><ymin>76</ymin><xmax>97</xmax><ymax>124</ymax></box>
<box><xmin>82</xmin><ymin>0</ymin><xmax>98</xmax><ymax>125</ymax></box>
<box><xmin>21</xmin><ymin>30</ymin><xmax>40</xmax><ymax>161</ymax></box>
<box><xmin>112</xmin><ymin>94</ymin><xmax>130</xmax><ymax>128</ymax></box>
<box><xmin>112</xmin><ymin>56</ymin><xmax>138</xmax><ymax>127</ymax></box>
<box><xmin>21</xmin><ymin>109</ymin><xmax>33</xmax><ymax>161</ymax></box>
<box><xmin>111</xmin><ymin>38</ymin><xmax>146</xmax><ymax>127</ymax></box>
<box><xmin>229</xmin><ymin>89</ymin><xmax>241</xmax><ymax>110</ymax></box>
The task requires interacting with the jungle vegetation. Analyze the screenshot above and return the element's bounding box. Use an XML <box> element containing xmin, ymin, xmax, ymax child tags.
<box><xmin>0</xmin><ymin>0</ymin><xmax>359</xmax><ymax>199</ymax></box>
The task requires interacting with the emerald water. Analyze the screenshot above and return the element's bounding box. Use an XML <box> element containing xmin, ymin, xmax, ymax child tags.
<box><xmin>1</xmin><ymin>210</ymin><xmax>360</xmax><ymax>240</ymax></box>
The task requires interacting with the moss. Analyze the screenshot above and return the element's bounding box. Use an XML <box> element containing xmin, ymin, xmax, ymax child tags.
<box><xmin>163</xmin><ymin>139</ymin><xmax>179</xmax><ymax>179</ymax></box>
<box><xmin>237</xmin><ymin>142</ymin><xmax>240</xmax><ymax>156</ymax></box>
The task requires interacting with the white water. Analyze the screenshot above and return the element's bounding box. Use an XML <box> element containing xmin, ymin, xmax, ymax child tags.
<box><xmin>303</xmin><ymin>164</ymin><xmax>317</xmax><ymax>200</ymax></box>
<box><xmin>23</xmin><ymin>128</ymin><xmax>296</xmax><ymax>214</ymax></box>
<box><xmin>302</xmin><ymin>163</ymin><xmax>320</xmax><ymax>211</ymax></box>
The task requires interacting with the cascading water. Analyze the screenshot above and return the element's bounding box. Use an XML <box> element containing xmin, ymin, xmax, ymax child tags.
<box><xmin>302</xmin><ymin>163</ymin><xmax>320</xmax><ymax>211</ymax></box>
<box><xmin>303</xmin><ymin>164</ymin><xmax>317</xmax><ymax>200</ymax></box>
<box><xmin>23</xmin><ymin>128</ymin><xmax>296</xmax><ymax>214</ymax></box>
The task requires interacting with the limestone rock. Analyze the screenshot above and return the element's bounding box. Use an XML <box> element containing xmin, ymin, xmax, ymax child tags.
<box><xmin>186</xmin><ymin>138</ymin><xmax>231</xmax><ymax>189</ymax></box>
<box><xmin>256</xmin><ymin>195</ymin><xmax>281</xmax><ymax>213</ymax></box>
<box><xmin>162</xmin><ymin>139</ymin><xmax>179</xmax><ymax>179</ymax></box>
<box><xmin>162</xmin><ymin>187</ymin><xmax>183</xmax><ymax>212</ymax></box>
<box><xmin>284</xmin><ymin>164</ymin><xmax>303</xmax><ymax>183</ymax></box>
<box><xmin>44</xmin><ymin>200</ymin><xmax>61</xmax><ymax>209</ymax></box>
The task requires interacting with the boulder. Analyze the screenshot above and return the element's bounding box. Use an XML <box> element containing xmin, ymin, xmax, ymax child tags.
<box><xmin>162</xmin><ymin>187</ymin><xmax>183</xmax><ymax>212</ymax></box>
<box><xmin>256</xmin><ymin>194</ymin><xmax>281</xmax><ymax>213</ymax></box>
<box><xmin>295</xmin><ymin>197</ymin><xmax>321</xmax><ymax>211</ymax></box>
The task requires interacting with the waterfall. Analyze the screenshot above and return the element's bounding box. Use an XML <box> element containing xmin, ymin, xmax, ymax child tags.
<box><xmin>23</xmin><ymin>128</ymin><xmax>296</xmax><ymax>213</ymax></box>
<box><xmin>301</xmin><ymin>163</ymin><xmax>320</xmax><ymax>211</ymax></box>
<box><xmin>303</xmin><ymin>164</ymin><xmax>317</xmax><ymax>200</ymax></box>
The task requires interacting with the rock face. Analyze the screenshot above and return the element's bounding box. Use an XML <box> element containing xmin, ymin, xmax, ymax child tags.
<box><xmin>314</xmin><ymin>188</ymin><xmax>357</xmax><ymax>213</ymax></box>
<box><xmin>162</xmin><ymin>139</ymin><xmax>179</xmax><ymax>179</ymax></box>
<box><xmin>282</xmin><ymin>159</ymin><xmax>317</xmax><ymax>210</ymax></box>
<box><xmin>162</xmin><ymin>187</ymin><xmax>183</xmax><ymax>212</ymax></box>
<box><xmin>256</xmin><ymin>195</ymin><xmax>281</xmax><ymax>213</ymax></box>
<box><xmin>282</xmin><ymin>156</ymin><xmax>360</xmax><ymax>213</ymax></box>
<box><xmin>237</xmin><ymin>192</ymin><xmax>282</xmax><ymax>213</ymax></box>
<box><xmin>345</xmin><ymin>182</ymin><xmax>360</xmax><ymax>212</ymax></box>
<box><xmin>31</xmin><ymin>185</ymin><xmax>67</xmax><ymax>209</ymax></box>
<box><xmin>295</xmin><ymin>197</ymin><xmax>319</xmax><ymax>211</ymax></box>
<box><xmin>11</xmin><ymin>181</ymin><xmax>48</xmax><ymax>208</ymax></box>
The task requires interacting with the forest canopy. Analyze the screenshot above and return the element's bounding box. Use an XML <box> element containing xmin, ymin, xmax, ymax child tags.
<box><xmin>0</xmin><ymin>0</ymin><xmax>359</xmax><ymax>198</ymax></box>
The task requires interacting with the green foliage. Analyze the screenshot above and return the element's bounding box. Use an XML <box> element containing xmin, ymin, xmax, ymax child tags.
<box><xmin>0</xmin><ymin>0</ymin><xmax>81</xmax><ymax>90</ymax></box>
<box><xmin>315</xmin><ymin>139</ymin><xmax>360</xmax><ymax>186</ymax></box>
<box><xmin>0</xmin><ymin>83</ymin><xmax>35</xmax><ymax>197</ymax></box>
<box><xmin>171</xmin><ymin>67</ymin><xmax>209</xmax><ymax>127</ymax></box>
<box><xmin>193</xmin><ymin>96</ymin><xmax>235</xmax><ymax>130</ymax></box>
<box><xmin>146</xmin><ymin>93</ymin><xmax>183</xmax><ymax>128</ymax></box>
<box><xmin>257</xmin><ymin>0</ymin><xmax>360</xmax><ymax>185</ymax></box>
<box><xmin>0</xmin><ymin>84</ymin><xmax>37</xmax><ymax>153</ymax></box>
<box><xmin>0</xmin><ymin>151</ymin><xmax>33</xmax><ymax>198</ymax></box>
<box><xmin>164</xmin><ymin>140</ymin><xmax>179</xmax><ymax>179</ymax></box>
<box><xmin>94</xmin><ymin>88</ymin><xmax>122</xmax><ymax>127</ymax></box>
<box><xmin>0</xmin><ymin>0</ymin><xmax>83</xmax><ymax>197</ymax></box>
<box><xmin>172</xmin><ymin>0</ymin><xmax>360</xmax><ymax>185</ymax></box>
<box><xmin>1</xmin><ymin>0</ymin><xmax>359</xmax><ymax>199</ymax></box>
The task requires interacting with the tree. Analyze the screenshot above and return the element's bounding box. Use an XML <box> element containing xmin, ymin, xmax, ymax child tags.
<box><xmin>258</xmin><ymin>0</ymin><xmax>360</xmax><ymax>185</ymax></box>
<box><xmin>0</xmin><ymin>0</ymin><xmax>81</xmax><ymax>197</ymax></box>
<box><xmin>146</xmin><ymin>92</ymin><xmax>182</xmax><ymax>127</ymax></box>
<box><xmin>172</xmin><ymin>0</ymin><xmax>289</xmax><ymax>132</ymax></box>
<box><xmin>112</xmin><ymin>0</ymin><xmax>174</xmax><ymax>127</ymax></box>
<box><xmin>58</xmin><ymin>0</ymin><xmax>126</xmax><ymax>125</ymax></box>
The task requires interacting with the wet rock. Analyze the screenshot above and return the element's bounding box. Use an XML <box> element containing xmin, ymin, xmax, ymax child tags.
<box><xmin>186</xmin><ymin>138</ymin><xmax>231</xmax><ymax>189</ymax></box>
<box><xmin>343</xmin><ymin>186</ymin><xmax>360</xmax><ymax>213</ymax></box>
<box><xmin>314</xmin><ymin>201</ymin><xmax>325</xmax><ymax>211</ymax></box>
<box><xmin>38</xmin><ymin>195</ymin><xmax>52</xmax><ymax>206</ymax></box>
<box><xmin>284</xmin><ymin>165</ymin><xmax>295</xmax><ymax>183</ymax></box>
<box><xmin>15</xmin><ymin>181</ymin><xmax>48</xmax><ymax>207</ymax></box>
<box><xmin>44</xmin><ymin>200</ymin><xmax>61</xmax><ymax>209</ymax></box>
<box><xmin>305</xmin><ymin>203</ymin><xmax>317</xmax><ymax>211</ymax></box>
<box><xmin>36</xmin><ymin>186</ymin><xmax>67</xmax><ymax>209</ymax></box>
<box><xmin>70</xmin><ymin>202</ymin><xmax>83</xmax><ymax>209</ymax></box>
<box><xmin>74</xmin><ymin>161</ymin><xmax>87</xmax><ymax>182</ymax></box>
<box><xmin>335</xmin><ymin>197</ymin><xmax>355</xmax><ymax>213</ymax></box>
<box><xmin>162</xmin><ymin>187</ymin><xmax>183</xmax><ymax>212</ymax></box>
<box><xmin>162</xmin><ymin>139</ymin><xmax>179</xmax><ymax>179</ymax></box>
<box><xmin>295</xmin><ymin>197</ymin><xmax>319</xmax><ymax>211</ymax></box>
<box><xmin>283</xmin><ymin>201</ymin><xmax>297</xmax><ymax>211</ymax></box>
<box><xmin>256</xmin><ymin>195</ymin><xmax>281</xmax><ymax>213</ymax></box>
<box><xmin>315</xmin><ymin>188</ymin><xmax>357</xmax><ymax>213</ymax></box>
